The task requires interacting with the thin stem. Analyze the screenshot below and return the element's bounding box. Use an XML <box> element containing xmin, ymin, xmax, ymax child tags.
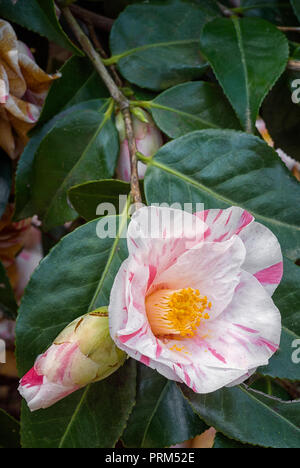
<box><xmin>69</xmin><ymin>4</ymin><xmax>114</xmax><ymax>32</ymax></box>
<box><xmin>287</xmin><ymin>60</ymin><xmax>300</xmax><ymax>71</ymax></box>
<box><xmin>88</xmin><ymin>25</ymin><xmax>123</xmax><ymax>88</ymax></box>
<box><xmin>62</xmin><ymin>7</ymin><xmax>142</xmax><ymax>205</ymax></box>
<box><xmin>217</xmin><ymin>1</ymin><xmax>234</xmax><ymax>16</ymax></box>
<box><xmin>278</xmin><ymin>26</ymin><xmax>300</xmax><ymax>32</ymax></box>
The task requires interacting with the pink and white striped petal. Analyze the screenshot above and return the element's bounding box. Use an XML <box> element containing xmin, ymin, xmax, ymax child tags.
<box><xmin>195</xmin><ymin>207</ymin><xmax>283</xmax><ymax>295</ymax></box>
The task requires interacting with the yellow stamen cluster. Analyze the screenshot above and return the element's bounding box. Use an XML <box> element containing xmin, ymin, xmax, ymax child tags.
<box><xmin>145</xmin><ymin>287</ymin><xmax>211</xmax><ymax>338</ymax></box>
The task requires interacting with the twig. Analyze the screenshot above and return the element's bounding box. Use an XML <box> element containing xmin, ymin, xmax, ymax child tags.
<box><xmin>69</xmin><ymin>4</ymin><xmax>114</xmax><ymax>32</ymax></box>
<box><xmin>278</xmin><ymin>26</ymin><xmax>300</xmax><ymax>32</ymax></box>
<box><xmin>217</xmin><ymin>1</ymin><xmax>234</xmax><ymax>16</ymax></box>
<box><xmin>287</xmin><ymin>60</ymin><xmax>300</xmax><ymax>71</ymax></box>
<box><xmin>87</xmin><ymin>25</ymin><xmax>123</xmax><ymax>89</ymax></box>
<box><xmin>62</xmin><ymin>7</ymin><xmax>142</xmax><ymax>205</ymax></box>
<box><xmin>276</xmin><ymin>379</ymin><xmax>300</xmax><ymax>399</ymax></box>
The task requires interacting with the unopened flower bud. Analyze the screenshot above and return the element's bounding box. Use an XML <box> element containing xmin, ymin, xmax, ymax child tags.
<box><xmin>116</xmin><ymin>109</ymin><xmax>163</xmax><ymax>182</ymax></box>
<box><xmin>18</xmin><ymin>308</ymin><xmax>126</xmax><ymax>411</ymax></box>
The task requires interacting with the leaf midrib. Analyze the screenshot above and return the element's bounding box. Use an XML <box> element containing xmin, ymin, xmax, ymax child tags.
<box><xmin>146</xmin><ymin>158</ymin><xmax>300</xmax><ymax>232</ymax></box>
<box><xmin>150</xmin><ymin>101</ymin><xmax>219</xmax><ymax>129</ymax></box>
<box><xmin>108</xmin><ymin>39</ymin><xmax>199</xmax><ymax>64</ymax></box>
<box><xmin>232</xmin><ymin>17</ymin><xmax>252</xmax><ymax>133</ymax></box>
<box><xmin>140</xmin><ymin>381</ymin><xmax>171</xmax><ymax>448</ymax></box>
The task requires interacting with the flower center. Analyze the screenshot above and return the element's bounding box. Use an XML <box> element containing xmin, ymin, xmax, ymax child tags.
<box><xmin>145</xmin><ymin>287</ymin><xmax>211</xmax><ymax>338</ymax></box>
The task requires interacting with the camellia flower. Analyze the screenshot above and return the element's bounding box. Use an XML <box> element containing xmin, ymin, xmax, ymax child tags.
<box><xmin>109</xmin><ymin>206</ymin><xmax>282</xmax><ymax>393</ymax></box>
<box><xmin>19</xmin><ymin>308</ymin><xmax>126</xmax><ymax>411</ymax></box>
<box><xmin>0</xmin><ymin>19</ymin><xmax>60</xmax><ymax>159</ymax></box>
<box><xmin>116</xmin><ymin>108</ymin><xmax>163</xmax><ymax>181</ymax></box>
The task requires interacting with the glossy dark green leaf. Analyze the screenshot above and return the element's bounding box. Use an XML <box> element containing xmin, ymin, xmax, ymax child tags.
<box><xmin>0</xmin><ymin>152</ymin><xmax>11</xmax><ymax>219</ymax></box>
<box><xmin>0</xmin><ymin>0</ymin><xmax>80</xmax><ymax>54</ymax></box>
<box><xmin>241</xmin><ymin>0</ymin><xmax>296</xmax><ymax>24</ymax></box>
<box><xmin>200</xmin><ymin>17</ymin><xmax>289</xmax><ymax>132</ymax></box>
<box><xmin>39</xmin><ymin>56</ymin><xmax>109</xmax><ymax>125</ymax></box>
<box><xmin>122</xmin><ymin>364</ymin><xmax>208</xmax><ymax>448</ymax></box>
<box><xmin>144</xmin><ymin>130</ymin><xmax>300</xmax><ymax>261</ymax></box>
<box><xmin>68</xmin><ymin>179</ymin><xmax>130</xmax><ymax>221</ymax></box>
<box><xmin>291</xmin><ymin>0</ymin><xmax>300</xmax><ymax>22</ymax></box>
<box><xmin>31</xmin><ymin>100</ymin><xmax>119</xmax><ymax>230</ymax></box>
<box><xmin>182</xmin><ymin>384</ymin><xmax>300</xmax><ymax>448</ymax></box>
<box><xmin>14</xmin><ymin>100</ymin><xmax>103</xmax><ymax>222</ymax></box>
<box><xmin>109</xmin><ymin>0</ymin><xmax>219</xmax><ymax>90</ymax></box>
<box><xmin>260</xmin><ymin>258</ymin><xmax>300</xmax><ymax>380</ymax></box>
<box><xmin>250</xmin><ymin>376</ymin><xmax>291</xmax><ymax>400</ymax></box>
<box><xmin>17</xmin><ymin>212</ymin><xmax>134</xmax><ymax>447</ymax></box>
<box><xmin>0</xmin><ymin>409</ymin><xmax>20</xmax><ymax>449</ymax></box>
<box><xmin>213</xmin><ymin>432</ymin><xmax>255</xmax><ymax>448</ymax></box>
<box><xmin>0</xmin><ymin>261</ymin><xmax>17</xmax><ymax>319</ymax></box>
<box><xmin>149</xmin><ymin>82</ymin><xmax>241</xmax><ymax>138</ymax></box>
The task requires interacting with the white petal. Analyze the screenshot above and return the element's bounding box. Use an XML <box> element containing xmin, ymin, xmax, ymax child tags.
<box><xmin>239</xmin><ymin>222</ymin><xmax>283</xmax><ymax>295</ymax></box>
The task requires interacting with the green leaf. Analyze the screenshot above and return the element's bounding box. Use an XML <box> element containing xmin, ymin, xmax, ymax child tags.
<box><xmin>122</xmin><ymin>364</ymin><xmax>208</xmax><ymax>448</ymax></box>
<box><xmin>200</xmin><ymin>17</ymin><xmax>289</xmax><ymax>132</ymax></box>
<box><xmin>0</xmin><ymin>0</ymin><xmax>80</xmax><ymax>54</ymax></box>
<box><xmin>260</xmin><ymin>258</ymin><xmax>300</xmax><ymax>380</ymax></box>
<box><xmin>181</xmin><ymin>384</ymin><xmax>300</xmax><ymax>448</ymax></box>
<box><xmin>68</xmin><ymin>180</ymin><xmax>130</xmax><ymax>221</ymax></box>
<box><xmin>291</xmin><ymin>0</ymin><xmax>300</xmax><ymax>23</ymax></box>
<box><xmin>17</xmin><ymin>210</ymin><xmax>134</xmax><ymax>447</ymax></box>
<box><xmin>0</xmin><ymin>409</ymin><xmax>20</xmax><ymax>449</ymax></box>
<box><xmin>241</xmin><ymin>0</ymin><xmax>296</xmax><ymax>25</ymax></box>
<box><xmin>0</xmin><ymin>261</ymin><xmax>17</xmax><ymax>319</ymax></box>
<box><xmin>149</xmin><ymin>82</ymin><xmax>242</xmax><ymax>139</ymax></box>
<box><xmin>213</xmin><ymin>432</ymin><xmax>255</xmax><ymax>448</ymax></box>
<box><xmin>38</xmin><ymin>56</ymin><xmax>109</xmax><ymax>126</ymax></box>
<box><xmin>14</xmin><ymin>100</ymin><xmax>103</xmax><ymax>222</ymax></box>
<box><xmin>144</xmin><ymin>130</ymin><xmax>300</xmax><ymax>261</ymax></box>
<box><xmin>31</xmin><ymin>100</ymin><xmax>119</xmax><ymax>230</ymax></box>
<box><xmin>109</xmin><ymin>0</ymin><xmax>219</xmax><ymax>91</ymax></box>
<box><xmin>0</xmin><ymin>152</ymin><xmax>11</xmax><ymax>219</ymax></box>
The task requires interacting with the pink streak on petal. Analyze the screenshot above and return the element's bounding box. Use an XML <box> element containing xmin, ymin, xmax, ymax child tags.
<box><xmin>55</xmin><ymin>343</ymin><xmax>79</xmax><ymax>382</ymax></box>
<box><xmin>21</xmin><ymin>367</ymin><xmax>43</xmax><ymax>388</ymax></box>
<box><xmin>225</xmin><ymin>210</ymin><xmax>233</xmax><ymax>226</ymax></box>
<box><xmin>208</xmin><ymin>347</ymin><xmax>227</xmax><ymax>364</ymax></box>
<box><xmin>204</xmin><ymin>227</ymin><xmax>211</xmax><ymax>240</ymax></box>
<box><xmin>213</xmin><ymin>209</ymin><xmax>223</xmax><ymax>223</ymax></box>
<box><xmin>140</xmin><ymin>355</ymin><xmax>150</xmax><ymax>366</ymax></box>
<box><xmin>119</xmin><ymin>327</ymin><xmax>143</xmax><ymax>344</ymax></box>
<box><xmin>129</xmin><ymin>272</ymin><xmax>134</xmax><ymax>282</ymax></box>
<box><xmin>156</xmin><ymin>339</ymin><xmax>162</xmax><ymax>359</ymax></box>
<box><xmin>254</xmin><ymin>262</ymin><xmax>283</xmax><ymax>285</ymax></box>
<box><xmin>184</xmin><ymin>370</ymin><xmax>191</xmax><ymax>387</ymax></box>
<box><xmin>147</xmin><ymin>265</ymin><xmax>157</xmax><ymax>291</ymax></box>
<box><xmin>256</xmin><ymin>338</ymin><xmax>278</xmax><ymax>353</ymax></box>
<box><xmin>214</xmin><ymin>232</ymin><xmax>229</xmax><ymax>242</ymax></box>
<box><xmin>234</xmin><ymin>324</ymin><xmax>258</xmax><ymax>334</ymax></box>
<box><xmin>236</xmin><ymin>210</ymin><xmax>253</xmax><ymax>235</ymax></box>
<box><xmin>130</xmin><ymin>238</ymin><xmax>138</xmax><ymax>248</ymax></box>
